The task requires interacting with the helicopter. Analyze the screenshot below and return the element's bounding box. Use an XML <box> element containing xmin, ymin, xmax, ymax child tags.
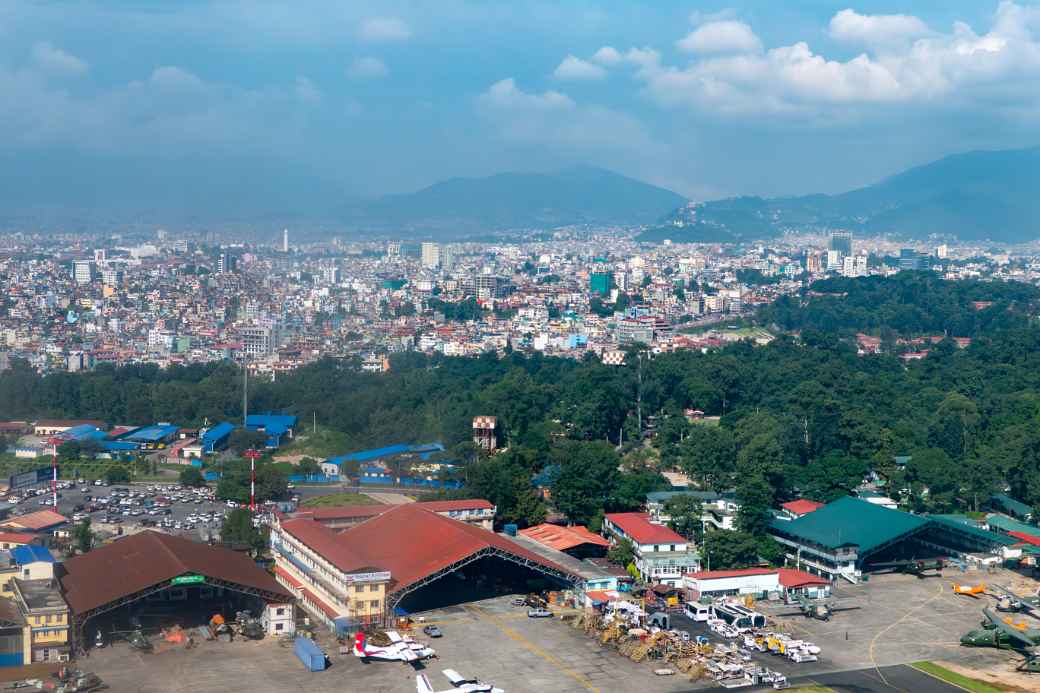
<box><xmin>991</xmin><ymin>584</ymin><xmax>1040</xmax><ymax>614</ymax></box>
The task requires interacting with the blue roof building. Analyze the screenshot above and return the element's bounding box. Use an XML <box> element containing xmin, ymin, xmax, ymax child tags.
<box><xmin>120</xmin><ymin>424</ymin><xmax>179</xmax><ymax>447</ymax></box>
<box><xmin>245</xmin><ymin>414</ymin><xmax>297</xmax><ymax>449</ymax></box>
<box><xmin>201</xmin><ymin>422</ymin><xmax>236</xmax><ymax>454</ymax></box>
<box><xmin>11</xmin><ymin>545</ymin><xmax>55</xmax><ymax>566</ymax></box>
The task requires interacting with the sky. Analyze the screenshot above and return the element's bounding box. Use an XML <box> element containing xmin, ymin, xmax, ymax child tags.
<box><xmin>2</xmin><ymin>1</ymin><xmax>1040</xmax><ymax>221</ymax></box>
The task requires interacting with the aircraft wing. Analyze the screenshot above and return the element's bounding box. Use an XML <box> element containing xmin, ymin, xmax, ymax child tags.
<box><xmin>417</xmin><ymin>674</ymin><xmax>437</xmax><ymax>693</ymax></box>
<box><xmin>983</xmin><ymin>608</ymin><xmax>1038</xmax><ymax>650</ymax></box>
<box><xmin>443</xmin><ymin>670</ymin><xmax>469</xmax><ymax>686</ymax></box>
<box><xmin>386</xmin><ymin>630</ymin><xmax>403</xmax><ymax>643</ymax></box>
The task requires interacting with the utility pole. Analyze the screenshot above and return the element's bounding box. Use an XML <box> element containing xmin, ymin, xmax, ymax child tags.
<box><xmin>636</xmin><ymin>351</ymin><xmax>643</xmax><ymax>438</ymax></box>
<box><xmin>244</xmin><ymin>448</ymin><xmax>262</xmax><ymax>513</ymax></box>
<box><xmin>48</xmin><ymin>437</ymin><xmax>60</xmax><ymax>509</ymax></box>
<box><xmin>242</xmin><ymin>361</ymin><xmax>248</xmax><ymax>426</ymax></box>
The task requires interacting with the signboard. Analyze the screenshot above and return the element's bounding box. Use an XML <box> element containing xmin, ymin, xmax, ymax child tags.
<box><xmin>171</xmin><ymin>574</ymin><xmax>206</xmax><ymax>586</ymax></box>
<box><xmin>8</xmin><ymin>467</ymin><xmax>53</xmax><ymax>491</ymax></box>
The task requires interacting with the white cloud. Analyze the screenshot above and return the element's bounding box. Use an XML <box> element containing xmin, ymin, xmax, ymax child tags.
<box><xmin>31</xmin><ymin>42</ymin><xmax>88</xmax><ymax>76</ymax></box>
<box><xmin>829</xmin><ymin>9</ymin><xmax>931</xmax><ymax>47</ymax></box>
<box><xmin>348</xmin><ymin>56</ymin><xmax>388</xmax><ymax>79</ymax></box>
<box><xmin>592</xmin><ymin>46</ymin><xmax>622</xmax><ymax>66</ymax></box>
<box><xmin>677</xmin><ymin>20</ymin><xmax>762</xmax><ymax>55</ymax></box>
<box><xmin>601</xmin><ymin>2</ymin><xmax>1040</xmax><ymax>119</ymax></box>
<box><xmin>478</xmin><ymin>78</ymin><xmax>574</xmax><ymax>111</ymax></box>
<box><xmin>553</xmin><ymin>55</ymin><xmax>606</xmax><ymax>80</ymax></box>
<box><xmin>359</xmin><ymin>17</ymin><xmax>411</xmax><ymax>42</ymax></box>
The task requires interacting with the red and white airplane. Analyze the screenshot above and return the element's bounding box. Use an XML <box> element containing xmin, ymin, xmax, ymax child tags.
<box><xmin>416</xmin><ymin>669</ymin><xmax>504</xmax><ymax>693</ymax></box>
<box><xmin>352</xmin><ymin>631</ymin><xmax>436</xmax><ymax>663</ymax></box>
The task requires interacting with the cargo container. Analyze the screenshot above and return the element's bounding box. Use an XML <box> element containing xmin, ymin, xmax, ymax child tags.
<box><xmin>294</xmin><ymin>636</ymin><xmax>327</xmax><ymax>672</ymax></box>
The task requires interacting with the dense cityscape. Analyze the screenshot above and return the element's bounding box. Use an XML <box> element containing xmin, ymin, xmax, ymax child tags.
<box><xmin>6</xmin><ymin>229</ymin><xmax>1040</xmax><ymax>376</ymax></box>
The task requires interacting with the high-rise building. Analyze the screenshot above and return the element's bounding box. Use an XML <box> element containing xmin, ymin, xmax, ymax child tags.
<box><xmin>830</xmin><ymin>232</ymin><xmax>853</xmax><ymax>256</ymax></box>
<box><xmin>936</xmin><ymin>244</ymin><xmax>949</xmax><ymax>259</ymax></box>
<box><xmin>441</xmin><ymin>245</ymin><xmax>456</xmax><ymax>271</ymax></box>
<box><xmin>826</xmin><ymin>249</ymin><xmax>841</xmax><ymax>271</ymax></box>
<box><xmin>73</xmin><ymin>260</ymin><xmax>94</xmax><ymax>284</ymax></box>
<box><xmin>282</xmin><ymin>228</ymin><xmax>289</xmax><ymax>253</ymax></box>
<box><xmin>240</xmin><ymin>324</ymin><xmax>279</xmax><ymax>357</ymax></box>
<box><xmin>387</xmin><ymin>241</ymin><xmax>401</xmax><ymax>258</ymax></box>
<box><xmin>218</xmin><ymin>252</ymin><xmax>237</xmax><ymax>274</ymax></box>
<box><xmin>899</xmin><ymin>248</ymin><xmax>921</xmax><ymax>271</ymax></box>
<box><xmin>421</xmin><ymin>242</ymin><xmax>440</xmax><ymax>268</ymax></box>
<box><xmin>101</xmin><ymin>267</ymin><xmax>123</xmax><ymax>286</ymax></box>
<box><xmin>590</xmin><ymin>271</ymin><xmax>613</xmax><ymax>296</ymax></box>
<box><xmin>93</xmin><ymin>249</ymin><xmax>106</xmax><ymax>265</ymax></box>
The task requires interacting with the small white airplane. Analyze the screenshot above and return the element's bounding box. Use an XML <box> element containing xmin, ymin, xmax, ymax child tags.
<box><xmin>416</xmin><ymin>669</ymin><xmax>505</xmax><ymax>693</ymax></box>
<box><xmin>353</xmin><ymin>631</ymin><xmax>436</xmax><ymax>662</ymax></box>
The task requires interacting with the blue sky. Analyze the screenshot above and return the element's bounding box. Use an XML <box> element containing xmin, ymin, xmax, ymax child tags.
<box><xmin>1</xmin><ymin>1</ymin><xmax>1039</xmax><ymax>219</ymax></box>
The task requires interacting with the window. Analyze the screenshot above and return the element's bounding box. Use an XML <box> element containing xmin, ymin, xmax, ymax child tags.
<box><xmin>369</xmin><ymin>600</ymin><xmax>380</xmax><ymax>609</ymax></box>
<box><xmin>354</xmin><ymin>585</ymin><xmax>364</xmax><ymax>593</ymax></box>
<box><xmin>275</xmin><ymin>623</ymin><xmax>284</xmax><ymax>631</ymax></box>
<box><xmin>276</xmin><ymin>608</ymin><xmax>285</xmax><ymax>616</ymax></box>
<box><xmin>369</xmin><ymin>584</ymin><xmax>379</xmax><ymax>592</ymax></box>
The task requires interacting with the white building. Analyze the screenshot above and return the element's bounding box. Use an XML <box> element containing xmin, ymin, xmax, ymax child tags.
<box><xmin>602</xmin><ymin>512</ymin><xmax>700</xmax><ymax>586</ymax></box>
<box><xmin>421</xmin><ymin>242</ymin><xmax>440</xmax><ymax>268</ymax></box>
<box><xmin>72</xmin><ymin>261</ymin><xmax>94</xmax><ymax>285</ymax></box>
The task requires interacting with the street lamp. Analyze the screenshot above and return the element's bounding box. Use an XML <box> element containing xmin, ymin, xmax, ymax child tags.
<box><xmin>47</xmin><ymin>437</ymin><xmax>63</xmax><ymax>509</ymax></box>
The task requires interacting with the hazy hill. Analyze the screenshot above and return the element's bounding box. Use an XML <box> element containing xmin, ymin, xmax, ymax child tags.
<box><xmin>346</xmin><ymin>165</ymin><xmax>687</xmax><ymax>234</ymax></box>
<box><xmin>640</xmin><ymin>145</ymin><xmax>1040</xmax><ymax>244</ymax></box>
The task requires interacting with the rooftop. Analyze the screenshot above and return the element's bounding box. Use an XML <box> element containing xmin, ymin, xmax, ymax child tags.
<box><xmin>60</xmin><ymin>531</ymin><xmax>292</xmax><ymax>615</ymax></box>
<box><xmin>519</xmin><ymin>524</ymin><xmax>610</xmax><ymax>552</ymax></box>
<box><xmin>15</xmin><ymin>578</ymin><xmax>66</xmax><ymax>612</ymax></box>
<box><xmin>287</xmin><ymin>504</ymin><xmax>579</xmax><ymax>596</ymax></box>
<box><xmin>604</xmin><ymin>512</ymin><xmax>688</xmax><ymax>545</ymax></box>
<box><xmin>1</xmin><ymin>509</ymin><xmax>68</xmax><ymax>531</ymax></box>
<box><xmin>769</xmin><ymin>496</ymin><xmax>929</xmax><ymax>554</ymax></box>
<box><xmin>781</xmin><ymin>499</ymin><xmax>824</xmax><ymax>516</ymax></box>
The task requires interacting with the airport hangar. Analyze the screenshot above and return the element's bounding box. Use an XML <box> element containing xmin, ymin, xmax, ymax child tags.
<box><xmin>768</xmin><ymin>496</ymin><xmax>1019</xmax><ymax>582</ymax></box>
<box><xmin>272</xmin><ymin>503</ymin><xmax>582</xmax><ymax>632</ymax></box>
<box><xmin>59</xmin><ymin>531</ymin><xmax>295</xmax><ymax>652</ymax></box>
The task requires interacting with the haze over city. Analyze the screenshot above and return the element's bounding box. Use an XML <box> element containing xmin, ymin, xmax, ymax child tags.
<box><xmin>2</xmin><ymin>1</ymin><xmax>1040</xmax><ymax>224</ymax></box>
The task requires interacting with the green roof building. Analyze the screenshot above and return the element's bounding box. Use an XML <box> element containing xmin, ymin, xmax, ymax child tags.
<box><xmin>770</xmin><ymin>496</ymin><xmax>1018</xmax><ymax>582</ymax></box>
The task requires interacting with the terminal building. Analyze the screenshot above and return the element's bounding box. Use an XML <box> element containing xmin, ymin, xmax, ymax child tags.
<box><xmin>769</xmin><ymin>497</ymin><xmax>1019</xmax><ymax>582</ymax></box>
<box><xmin>602</xmin><ymin>512</ymin><xmax>700</xmax><ymax>586</ymax></box>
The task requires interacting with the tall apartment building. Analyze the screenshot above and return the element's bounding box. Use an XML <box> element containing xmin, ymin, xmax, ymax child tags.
<box><xmin>829</xmin><ymin>232</ymin><xmax>853</xmax><ymax>257</ymax></box>
<box><xmin>240</xmin><ymin>324</ymin><xmax>279</xmax><ymax>358</ymax></box>
<box><xmin>421</xmin><ymin>242</ymin><xmax>440</xmax><ymax>268</ymax></box>
<box><xmin>72</xmin><ymin>261</ymin><xmax>94</xmax><ymax>285</ymax></box>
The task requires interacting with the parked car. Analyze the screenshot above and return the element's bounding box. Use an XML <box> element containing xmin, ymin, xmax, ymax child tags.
<box><xmin>527</xmin><ymin>608</ymin><xmax>552</xmax><ymax>619</ymax></box>
<box><xmin>422</xmin><ymin>625</ymin><xmax>442</xmax><ymax>638</ymax></box>
<box><xmin>511</xmin><ymin>598</ymin><xmax>526</xmax><ymax>607</ymax></box>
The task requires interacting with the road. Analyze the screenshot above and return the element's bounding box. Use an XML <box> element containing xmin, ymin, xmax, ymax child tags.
<box><xmin>789</xmin><ymin>665</ymin><xmax>965</xmax><ymax>693</ymax></box>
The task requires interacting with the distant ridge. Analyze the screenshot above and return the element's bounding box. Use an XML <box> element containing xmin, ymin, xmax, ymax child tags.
<box><xmin>344</xmin><ymin>165</ymin><xmax>687</xmax><ymax>235</ymax></box>
<box><xmin>640</xmin><ymin>145</ymin><xmax>1040</xmax><ymax>244</ymax></box>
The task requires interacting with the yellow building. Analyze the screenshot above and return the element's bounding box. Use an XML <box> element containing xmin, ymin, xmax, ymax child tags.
<box><xmin>12</xmin><ymin>579</ymin><xmax>69</xmax><ymax>662</ymax></box>
<box><xmin>270</xmin><ymin>516</ymin><xmax>390</xmax><ymax>632</ymax></box>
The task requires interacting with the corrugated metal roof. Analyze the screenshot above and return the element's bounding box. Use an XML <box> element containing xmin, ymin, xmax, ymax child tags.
<box><xmin>332</xmin><ymin>504</ymin><xmax>578</xmax><ymax>595</ymax></box>
<box><xmin>986</xmin><ymin>513</ymin><xmax>1040</xmax><ymax>536</ymax></box>
<box><xmin>927</xmin><ymin>514</ymin><xmax>1017</xmax><ymax>546</ymax></box>
<box><xmin>60</xmin><ymin>531</ymin><xmax>292</xmax><ymax>615</ymax></box>
<box><xmin>519</xmin><ymin>524</ymin><xmax>610</xmax><ymax>552</ymax></box>
<box><xmin>604</xmin><ymin>513</ymin><xmax>687</xmax><ymax>545</ymax></box>
<box><xmin>769</xmin><ymin>497</ymin><xmax>928</xmax><ymax>553</ymax></box>
<box><xmin>11</xmin><ymin>545</ymin><xmax>54</xmax><ymax>564</ymax></box>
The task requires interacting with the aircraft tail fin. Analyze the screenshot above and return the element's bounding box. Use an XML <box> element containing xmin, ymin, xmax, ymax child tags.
<box><xmin>353</xmin><ymin>632</ymin><xmax>366</xmax><ymax>657</ymax></box>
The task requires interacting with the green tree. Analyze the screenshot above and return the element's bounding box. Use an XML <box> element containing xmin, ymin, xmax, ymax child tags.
<box><xmin>220</xmin><ymin>508</ymin><xmax>267</xmax><ymax>554</ymax></box>
<box><xmin>550</xmin><ymin>441</ymin><xmax>620</xmax><ymax>524</ymax></box>
<box><xmin>297</xmin><ymin>457</ymin><xmax>322</xmax><ymax>476</ymax></box>
<box><xmin>664</xmin><ymin>495</ymin><xmax>703</xmax><ymax>540</ymax></box>
<box><xmin>72</xmin><ymin>517</ymin><xmax>93</xmax><ymax>554</ymax></box>
<box><xmin>703</xmin><ymin>531</ymin><xmax>762</xmax><ymax>570</ymax></box>
<box><xmin>607</xmin><ymin>538</ymin><xmax>635</xmax><ymax>567</ymax></box>
<box><xmin>179</xmin><ymin>466</ymin><xmax>206</xmax><ymax>487</ymax></box>
<box><xmin>736</xmin><ymin>474</ymin><xmax>775</xmax><ymax>536</ymax></box>
<box><xmin>105</xmin><ymin>465</ymin><xmax>131</xmax><ymax>484</ymax></box>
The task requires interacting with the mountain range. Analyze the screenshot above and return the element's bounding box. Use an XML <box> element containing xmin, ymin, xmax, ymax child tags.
<box><xmin>639</xmin><ymin>145</ymin><xmax>1040</xmax><ymax>244</ymax></box>
<box><xmin>343</xmin><ymin>165</ymin><xmax>687</xmax><ymax>234</ymax></box>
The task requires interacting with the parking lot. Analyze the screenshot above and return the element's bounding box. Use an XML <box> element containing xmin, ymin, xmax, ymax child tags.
<box><xmin>74</xmin><ymin>571</ymin><xmax>1034</xmax><ymax>693</ymax></box>
<box><xmin>3</xmin><ymin>480</ymin><xmax>238</xmax><ymax>539</ymax></box>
